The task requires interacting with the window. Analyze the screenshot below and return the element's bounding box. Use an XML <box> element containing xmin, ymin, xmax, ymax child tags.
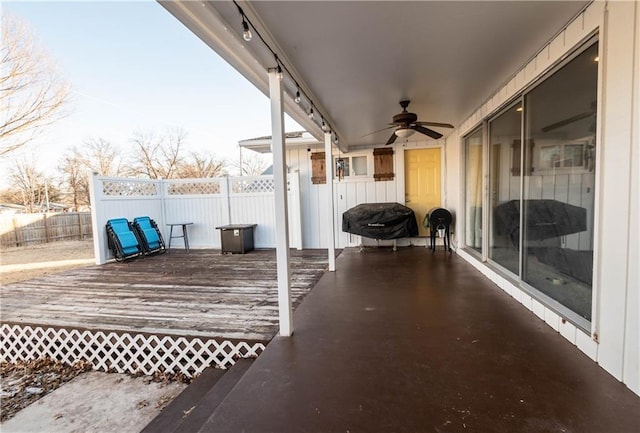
<box><xmin>334</xmin><ymin>155</ymin><xmax>368</xmax><ymax>179</ymax></box>
<box><xmin>352</xmin><ymin>156</ymin><xmax>368</xmax><ymax>176</ymax></box>
<box><xmin>537</xmin><ymin>142</ymin><xmax>588</xmax><ymax>171</ymax></box>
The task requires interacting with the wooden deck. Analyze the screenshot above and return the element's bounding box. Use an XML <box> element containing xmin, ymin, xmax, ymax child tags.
<box><xmin>0</xmin><ymin>249</ymin><xmax>332</xmax><ymax>341</ymax></box>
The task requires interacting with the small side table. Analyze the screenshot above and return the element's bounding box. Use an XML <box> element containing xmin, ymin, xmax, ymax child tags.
<box><xmin>167</xmin><ymin>223</ymin><xmax>193</xmax><ymax>253</ymax></box>
<box><xmin>215</xmin><ymin>224</ymin><xmax>257</xmax><ymax>254</ymax></box>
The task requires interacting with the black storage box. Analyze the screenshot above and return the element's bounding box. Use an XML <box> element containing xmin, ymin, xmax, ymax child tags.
<box><xmin>216</xmin><ymin>224</ymin><xmax>257</xmax><ymax>254</ymax></box>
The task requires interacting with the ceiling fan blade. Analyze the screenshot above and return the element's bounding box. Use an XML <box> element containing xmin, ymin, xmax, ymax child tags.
<box><xmin>385</xmin><ymin>132</ymin><xmax>398</xmax><ymax>145</ymax></box>
<box><xmin>541</xmin><ymin>111</ymin><xmax>595</xmax><ymax>132</ymax></box>
<box><xmin>413</xmin><ymin>125</ymin><xmax>443</xmax><ymax>139</ymax></box>
<box><xmin>415</xmin><ymin>121</ymin><xmax>454</xmax><ymax>128</ymax></box>
<box><xmin>362</xmin><ymin>125</ymin><xmax>395</xmax><ymax>138</ymax></box>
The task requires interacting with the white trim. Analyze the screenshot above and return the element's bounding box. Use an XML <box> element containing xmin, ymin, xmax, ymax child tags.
<box><xmin>481</xmin><ymin>121</ymin><xmax>490</xmax><ymax>262</ymax></box>
<box><xmin>89</xmin><ymin>173</ymin><xmax>105</xmax><ymax>265</ymax></box>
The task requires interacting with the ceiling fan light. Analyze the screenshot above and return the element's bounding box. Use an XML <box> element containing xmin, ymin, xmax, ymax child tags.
<box><xmin>395</xmin><ymin>127</ymin><xmax>415</xmax><ymax>138</ymax></box>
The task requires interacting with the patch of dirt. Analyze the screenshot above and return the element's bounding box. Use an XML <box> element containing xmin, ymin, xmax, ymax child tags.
<box><xmin>0</xmin><ymin>358</ymin><xmax>193</xmax><ymax>423</ymax></box>
<box><xmin>0</xmin><ymin>358</ymin><xmax>92</xmax><ymax>422</ymax></box>
<box><xmin>0</xmin><ymin>239</ymin><xmax>95</xmax><ymax>285</ymax></box>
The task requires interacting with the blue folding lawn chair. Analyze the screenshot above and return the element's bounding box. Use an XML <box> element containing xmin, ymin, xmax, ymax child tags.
<box><xmin>106</xmin><ymin>218</ymin><xmax>143</xmax><ymax>262</ymax></box>
<box><xmin>132</xmin><ymin>216</ymin><xmax>166</xmax><ymax>255</ymax></box>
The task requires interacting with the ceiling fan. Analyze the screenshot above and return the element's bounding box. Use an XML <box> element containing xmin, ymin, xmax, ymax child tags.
<box><xmin>541</xmin><ymin>101</ymin><xmax>597</xmax><ymax>133</ymax></box>
<box><xmin>366</xmin><ymin>100</ymin><xmax>454</xmax><ymax>145</ymax></box>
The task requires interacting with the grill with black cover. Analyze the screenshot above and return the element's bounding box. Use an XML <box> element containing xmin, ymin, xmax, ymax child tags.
<box><xmin>342</xmin><ymin>203</ymin><xmax>418</xmax><ymax>243</ymax></box>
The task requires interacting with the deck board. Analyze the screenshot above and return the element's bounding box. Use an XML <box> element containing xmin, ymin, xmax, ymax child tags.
<box><xmin>0</xmin><ymin>249</ymin><xmax>332</xmax><ymax>341</ymax></box>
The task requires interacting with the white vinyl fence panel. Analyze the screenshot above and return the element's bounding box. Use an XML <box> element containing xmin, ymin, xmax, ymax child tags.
<box><xmin>90</xmin><ymin>177</ymin><xmax>164</xmax><ymax>264</ymax></box>
<box><xmin>90</xmin><ymin>174</ymin><xmax>302</xmax><ymax>264</ymax></box>
<box><xmin>163</xmin><ymin>178</ymin><xmax>228</xmax><ymax>249</ymax></box>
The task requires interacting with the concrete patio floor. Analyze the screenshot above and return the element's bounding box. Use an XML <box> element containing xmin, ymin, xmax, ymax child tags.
<box><xmin>193</xmin><ymin>247</ymin><xmax>639</xmax><ymax>433</ymax></box>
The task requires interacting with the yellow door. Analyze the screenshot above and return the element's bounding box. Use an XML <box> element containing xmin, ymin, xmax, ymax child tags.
<box><xmin>405</xmin><ymin>148</ymin><xmax>442</xmax><ymax>236</ymax></box>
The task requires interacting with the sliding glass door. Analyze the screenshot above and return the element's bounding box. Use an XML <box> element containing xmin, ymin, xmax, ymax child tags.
<box><xmin>464</xmin><ymin>39</ymin><xmax>598</xmax><ymax>325</ymax></box>
<box><xmin>464</xmin><ymin>128</ymin><xmax>483</xmax><ymax>253</ymax></box>
<box><xmin>522</xmin><ymin>42</ymin><xmax>598</xmax><ymax>322</ymax></box>
<box><xmin>488</xmin><ymin>103</ymin><xmax>522</xmax><ymax>275</ymax></box>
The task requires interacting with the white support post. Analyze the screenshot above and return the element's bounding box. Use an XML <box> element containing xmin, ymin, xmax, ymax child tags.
<box><xmin>88</xmin><ymin>173</ymin><xmax>107</xmax><ymax>265</ymax></box>
<box><xmin>325</xmin><ymin>132</ymin><xmax>336</xmax><ymax>272</ymax></box>
<box><xmin>269</xmin><ymin>68</ymin><xmax>293</xmax><ymax>336</ymax></box>
<box><xmin>224</xmin><ymin>175</ymin><xmax>232</xmax><ymax>225</ymax></box>
<box><xmin>159</xmin><ymin>179</ymin><xmax>167</xmax><ymax>239</ymax></box>
<box><xmin>290</xmin><ymin>172</ymin><xmax>303</xmax><ymax>250</ymax></box>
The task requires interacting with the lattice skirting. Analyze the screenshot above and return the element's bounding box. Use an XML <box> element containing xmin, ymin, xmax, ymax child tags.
<box><xmin>0</xmin><ymin>324</ymin><xmax>265</xmax><ymax>378</ymax></box>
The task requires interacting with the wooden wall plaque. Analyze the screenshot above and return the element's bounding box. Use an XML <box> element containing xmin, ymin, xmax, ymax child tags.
<box><xmin>311</xmin><ymin>152</ymin><xmax>326</xmax><ymax>184</ymax></box>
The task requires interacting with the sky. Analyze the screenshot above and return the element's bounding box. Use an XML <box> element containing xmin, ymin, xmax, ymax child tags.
<box><xmin>1</xmin><ymin>0</ymin><xmax>300</xmax><ymax>185</ymax></box>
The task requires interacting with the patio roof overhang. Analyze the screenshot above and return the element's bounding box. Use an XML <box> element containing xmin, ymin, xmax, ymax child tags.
<box><xmin>239</xmin><ymin>131</ymin><xmax>319</xmax><ymax>154</ymax></box>
<box><xmin>159</xmin><ymin>0</ymin><xmax>589</xmax><ymax>152</ymax></box>
<box><xmin>157</xmin><ymin>0</ymin><xmax>591</xmax><ymax>338</ymax></box>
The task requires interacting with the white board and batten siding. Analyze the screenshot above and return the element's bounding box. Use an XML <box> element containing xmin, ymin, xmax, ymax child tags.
<box><xmin>285</xmin><ymin>142</ymin><xmax>442</xmax><ymax>250</ymax></box>
<box><xmin>90</xmin><ymin>174</ymin><xmax>302</xmax><ymax>264</ymax></box>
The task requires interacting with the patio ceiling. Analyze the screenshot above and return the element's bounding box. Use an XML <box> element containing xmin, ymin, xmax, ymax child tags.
<box><xmin>160</xmin><ymin>1</ymin><xmax>589</xmax><ymax>151</ymax></box>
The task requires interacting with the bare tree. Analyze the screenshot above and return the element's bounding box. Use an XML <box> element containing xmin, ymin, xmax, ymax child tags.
<box><xmin>58</xmin><ymin>151</ymin><xmax>87</xmax><ymax>211</ymax></box>
<box><xmin>81</xmin><ymin>138</ymin><xmax>124</xmax><ymax>176</ymax></box>
<box><xmin>232</xmin><ymin>151</ymin><xmax>270</xmax><ymax>176</ymax></box>
<box><xmin>8</xmin><ymin>155</ymin><xmax>58</xmax><ymax>212</ymax></box>
<box><xmin>58</xmin><ymin>155</ymin><xmax>82</xmax><ymax>211</ymax></box>
<box><xmin>1</xmin><ymin>13</ymin><xmax>70</xmax><ymax>156</ymax></box>
<box><xmin>177</xmin><ymin>151</ymin><xmax>226</xmax><ymax>178</ymax></box>
<box><xmin>58</xmin><ymin>138</ymin><xmax>124</xmax><ymax>209</ymax></box>
<box><xmin>129</xmin><ymin>128</ymin><xmax>185</xmax><ymax>179</ymax></box>
<box><xmin>0</xmin><ymin>185</ymin><xmax>23</xmax><ymax>205</ymax></box>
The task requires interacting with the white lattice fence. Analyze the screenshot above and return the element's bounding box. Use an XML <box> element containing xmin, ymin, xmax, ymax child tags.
<box><xmin>0</xmin><ymin>325</ymin><xmax>265</xmax><ymax>378</ymax></box>
<box><xmin>102</xmin><ymin>179</ymin><xmax>159</xmax><ymax>196</ymax></box>
<box><xmin>231</xmin><ymin>177</ymin><xmax>275</xmax><ymax>194</ymax></box>
<box><xmin>167</xmin><ymin>180</ymin><xmax>221</xmax><ymax>195</ymax></box>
